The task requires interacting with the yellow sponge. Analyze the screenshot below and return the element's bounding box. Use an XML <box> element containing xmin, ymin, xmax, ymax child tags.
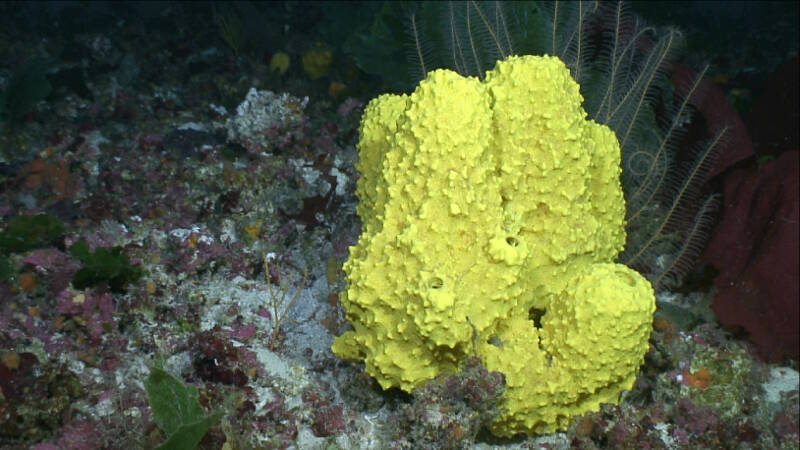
<box><xmin>333</xmin><ymin>55</ymin><xmax>655</xmax><ymax>436</ymax></box>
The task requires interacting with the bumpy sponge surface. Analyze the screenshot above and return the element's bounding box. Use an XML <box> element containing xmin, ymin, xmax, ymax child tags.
<box><xmin>332</xmin><ymin>55</ymin><xmax>656</xmax><ymax>436</ymax></box>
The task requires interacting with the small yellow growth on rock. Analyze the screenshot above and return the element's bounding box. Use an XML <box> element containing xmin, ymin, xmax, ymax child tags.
<box><xmin>302</xmin><ymin>45</ymin><xmax>333</xmax><ymax>80</ymax></box>
<box><xmin>2</xmin><ymin>353</ymin><xmax>21</xmax><ymax>370</ymax></box>
<box><xmin>244</xmin><ymin>221</ymin><xmax>262</xmax><ymax>240</ymax></box>
<box><xmin>146</xmin><ymin>281</ymin><xmax>158</xmax><ymax>295</ymax></box>
<box><xmin>328</xmin><ymin>81</ymin><xmax>346</xmax><ymax>98</ymax></box>
<box><xmin>270</xmin><ymin>52</ymin><xmax>290</xmax><ymax>75</ymax></box>
<box><xmin>332</xmin><ymin>55</ymin><xmax>656</xmax><ymax>436</ymax></box>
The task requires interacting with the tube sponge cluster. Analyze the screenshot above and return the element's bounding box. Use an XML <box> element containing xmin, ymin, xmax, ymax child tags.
<box><xmin>332</xmin><ymin>55</ymin><xmax>656</xmax><ymax>436</ymax></box>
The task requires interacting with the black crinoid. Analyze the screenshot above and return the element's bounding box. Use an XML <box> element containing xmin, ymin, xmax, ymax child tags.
<box><xmin>399</xmin><ymin>0</ymin><xmax>729</xmax><ymax>291</ymax></box>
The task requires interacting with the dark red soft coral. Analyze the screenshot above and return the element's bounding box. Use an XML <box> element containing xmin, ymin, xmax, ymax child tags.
<box><xmin>704</xmin><ymin>150</ymin><xmax>799</xmax><ymax>362</ymax></box>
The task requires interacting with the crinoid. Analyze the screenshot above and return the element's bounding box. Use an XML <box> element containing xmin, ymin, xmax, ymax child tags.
<box><xmin>403</xmin><ymin>0</ymin><xmax>728</xmax><ymax>290</ymax></box>
<box><xmin>542</xmin><ymin>1</ymin><xmax>728</xmax><ymax>290</ymax></box>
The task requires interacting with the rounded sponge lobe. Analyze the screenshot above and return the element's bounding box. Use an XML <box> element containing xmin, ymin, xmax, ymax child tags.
<box><xmin>481</xmin><ymin>263</ymin><xmax>655</xmax><ymax>436</ymax></box>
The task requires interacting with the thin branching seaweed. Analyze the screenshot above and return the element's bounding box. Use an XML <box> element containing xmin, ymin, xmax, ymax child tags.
<box><xmin>263</xmin><ymin>253</ymin><xmax>308</xmax><ymax>350</ymax></box>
